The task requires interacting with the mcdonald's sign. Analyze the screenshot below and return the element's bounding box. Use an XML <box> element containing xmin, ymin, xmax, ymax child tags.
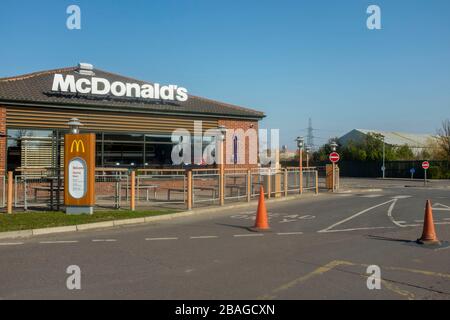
<box><xmin>64</xmin><ymin>133</ymin><xmax>96</xmax><ymax>214</ymax></box>
<box><xmin>70</xmin><ymin>139</ymin><xmax>85</xmax><ymax>153</ymax></box>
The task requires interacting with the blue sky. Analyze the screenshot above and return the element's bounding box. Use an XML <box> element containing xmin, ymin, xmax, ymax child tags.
<box><xmin>1</xmin><ymin>0</ymin><xmax>449</xmax><ymax>148</ymax></box>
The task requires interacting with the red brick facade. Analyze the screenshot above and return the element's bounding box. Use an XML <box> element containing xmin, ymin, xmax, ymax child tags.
<box><xmin>218</xmin><ymin>119</ymin><xmax>259</xmax><ymax>169</ymax></box>
<box><xmin>0</xmin><ymin>106</ymin><xmax>6</xmax><ymax>175</ymax></box>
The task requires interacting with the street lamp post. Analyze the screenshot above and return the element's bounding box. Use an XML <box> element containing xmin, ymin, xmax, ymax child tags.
<box><xmin>296</xmin><ymin>136</ymin><xmax>304</xmax><ymax>194</ymax></box>
<box><xmin>68</xmin><ymin>117</ymin><xmax>82</xmax><ymax>134</ymax></box>
<box><xmin>330</xmin><ymin>141</ymin><xmax>338</xmax><ymax>192</ymax></box>
<box><xmin>382</xmin><ymin>135</ymin><xmax>386</xmax><ymax>179</ymax></box>
<box><xmin>305</xmin><ymin>146</ymin><xmax>311</xmax><ymax>168</ymax></box>
<box><xmin>218</xmin><ymin>125</ymin><xmax>227</xmax><ymax>206</ymax></box>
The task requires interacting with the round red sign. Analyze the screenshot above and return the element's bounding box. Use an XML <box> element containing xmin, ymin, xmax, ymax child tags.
<box><xmin>422</xmin><ymin>161</ymin><xmax>430</xmax><ymax>170</ymax></box>
<box><xmin>329</xmin><ymin>152</ymin><xmax>340</xmax><ymax>163</ymax></box>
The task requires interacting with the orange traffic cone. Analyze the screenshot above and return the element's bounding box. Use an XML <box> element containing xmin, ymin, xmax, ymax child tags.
<box><xmin>249</xmin><ymin>185</ymin><xmax>270</xmax><ymax>232</ymax></box>
<box><xmin>417</xmin><ymin>200</ymin><xmax>441</xmax><ymax>245</ymax></box>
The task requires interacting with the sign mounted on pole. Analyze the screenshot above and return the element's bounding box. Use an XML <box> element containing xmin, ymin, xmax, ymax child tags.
<box><xmin>422</xmin><ymin>161</ymin><xmax>429</xmax><ymax>187</ymax></box>
<box><xmin>64</xmin><ymin>133</ymin><xmax>96</xmax><ymax>214</ymax></box>
<box><xmin>329</xmin><ymin>152</ymin><xmax>340</xmax><ymax>163</ymax></box>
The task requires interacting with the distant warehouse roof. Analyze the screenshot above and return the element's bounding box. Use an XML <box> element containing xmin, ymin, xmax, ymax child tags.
<box><xmin>339</xmin><ymin>129</ymin><xmax>437</xmax><ymax>149</ymax></box>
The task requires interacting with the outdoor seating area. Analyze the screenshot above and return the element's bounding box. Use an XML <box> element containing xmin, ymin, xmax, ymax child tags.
<box><xmin>0</xmin><ymin>167</ymin><xmax>322</xmax><ymax>212</ymax></box>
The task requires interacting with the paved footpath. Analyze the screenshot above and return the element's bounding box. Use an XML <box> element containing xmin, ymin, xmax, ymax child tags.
<box><xmin>0</xmin><ymin>185</ymin><xmax>449</xmax><ymax>299</ymax></box>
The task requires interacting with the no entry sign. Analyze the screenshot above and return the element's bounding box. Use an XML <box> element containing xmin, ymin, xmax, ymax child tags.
<box><xmin>422</xmin><ymin>161</ymin><xmax>430</xmax><ymax>170</ymax></box>
<box><xmin>329</xmin><ymin>152</ymin><xmax>340</xmax><ymax>163</ymax></box>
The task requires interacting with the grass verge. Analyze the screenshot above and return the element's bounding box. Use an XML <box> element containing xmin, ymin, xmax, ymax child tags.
<box><xmin>0</xmin><ymin>209</ymin><xmax>177</xmax><ymax>232</ymax></box>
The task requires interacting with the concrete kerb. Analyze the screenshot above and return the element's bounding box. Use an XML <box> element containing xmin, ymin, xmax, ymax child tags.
<box><xmin>0</xmin><ymin>192</ymin><xmax>323</xmax><ymax>240</ymax></box>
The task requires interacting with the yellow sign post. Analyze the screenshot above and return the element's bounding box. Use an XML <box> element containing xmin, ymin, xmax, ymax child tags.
<box><xmin>64</xmin><ymin>133</ymin><xmax>96</xmax><ymax>214</ymax></box>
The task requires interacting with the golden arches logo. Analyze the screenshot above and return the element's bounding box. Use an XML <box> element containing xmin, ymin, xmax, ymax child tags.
<box><xmin>70</xmin><ymin>139</ymin><xmax>85</xmax><ymax>153</ymax></box>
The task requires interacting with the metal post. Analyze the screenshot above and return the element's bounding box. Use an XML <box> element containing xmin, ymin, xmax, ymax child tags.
<box><xmin>382</xmin><ymin>137</ymin><xmax>386</xmax><ymax>179</ymax></box>
<box><xmin>219</xmin><ymin>142</ymin><xmax>225</xmax><ymax>206</ymax></box>
<box><xmin>332</xmin><ymin>162</ymin><xmax>336</xmax><ymax>192</ymax></box>
<box><xmin>24</xmin><ymin>178</ymin><xmax>27</xmax><ymax>211</ymax></box>
<box><xmin>247</xmin><ymin>169</ymin><xmax>251</xmax><ymax>202</ymax></box>
<box><xmin>267</xmin><ymin>170</ymin><xmax>271</xmax><ymax>199</ymax></box>
<box><xmin>299</xmin><ymin>150</ymin><xmax>303</xmax><ymax>194</ymax></box>
<box><xmin>7</xmin><ymin>171</ymin><xmax>13</xmax><ymax>214</ymax></box>
<box><xmin>315</xmin><ymin>170</ymin><xmax>319</xmax><ymax>194</ymax></box>
<box><xmin>284</xmin><ymin>168</ymin><xmax>288</xmax><ymax>197</ymax></box>
<box><xmin>130</xmin><ymin>170</ymin><xmax>136</xmax><ymax>211</ymax></box>
<box><xmin>187</xmin><ymin>170</ymin><xmax>192</xmax><ymax>210</ymax></box>
<box><xmin>56</xmin><ymin>130</ymin><xmax>61</xmax><ymax>211</ymax></box>
<box><xmin>424</xmin><ymin>169</ymin><xmax>427</xmax><ymax>187</ymax></box>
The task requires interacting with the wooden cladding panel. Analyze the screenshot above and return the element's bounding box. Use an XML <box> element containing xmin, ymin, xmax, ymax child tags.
<box><xmin>6</xmin><ymin>107</ymin><xmax>218</xmax><ymax>133</ymax></box>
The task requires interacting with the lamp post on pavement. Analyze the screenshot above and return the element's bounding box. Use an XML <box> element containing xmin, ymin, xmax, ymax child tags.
<box><xmin>296</xmin><ymin>136</ymin><xmax>304</xmax><ymax>194</ymax></box>
<box><xmin>305</xmin><ymin>146</ymin><xmax>311</xmax><ymax>168</ymax></box>
<box><xmin>218</xmin><ymin>125</ymin><xmax>227</xmax><ymax>206</ymax></box>
<box><xmin>380</xmin><ymin>134</ymin><xmax>386</xmax><ymax>179</ymax></box>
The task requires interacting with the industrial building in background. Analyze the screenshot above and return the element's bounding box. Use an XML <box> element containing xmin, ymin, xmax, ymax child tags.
<box><xmin>338</xmin><ymin>129</ymin><xmax>436</xmax><ymax>156</ymax></box>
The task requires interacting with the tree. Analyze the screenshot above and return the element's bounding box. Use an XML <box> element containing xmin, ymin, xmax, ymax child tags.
<box><xmin>395</xmin><ymin>144</ymin><xmax>414</xmax><ymax>160</ymax></box>
<box><xmin>437</xmin><ymin>119</ymin><xmax>450</xmax><ymax>164</ymax></box>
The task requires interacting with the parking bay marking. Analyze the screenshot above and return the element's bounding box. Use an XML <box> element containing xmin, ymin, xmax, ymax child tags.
<box><xmin>0</xmin><ymin>242</ymin><xmax>24</xmax><ymax>246</ymax></box>
<box><xmin>39</xmin><ymin>240</ymin><xmax>79</xmax><ymax>244</ymax></box>
<box><xmin>190</xmin><ymin>236</ymin><xmax>219</xmax><ymax>239</ymax></box>
<box><xmin>318</xmin><ymin>199</ymin><xmax>397</xmax><ymax>233</ymax></box>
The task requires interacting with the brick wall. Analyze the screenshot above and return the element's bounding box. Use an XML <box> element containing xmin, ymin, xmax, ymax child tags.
<box><xmin>218</xmin><ymin>119</ymin><xmax>259</xmax><ymax>169</ymax></box>
<box><xmin>0</xmin><ymin>106</ymin><xmax>6</xmax><ymax>175</ymax></box>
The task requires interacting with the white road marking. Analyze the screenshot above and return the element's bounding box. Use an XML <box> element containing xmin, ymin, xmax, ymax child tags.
<box><xmin>92</xmin><ymin>239</ymin><xmax>117</xmax><ymax>242</ymax></box>
<box><xmin>444</xmin><ymin>218</ymin><xmax>450</xmax><ymax>221</ymax></box>
<box><xmin>189</xmin><ymin>236</ymin><xmax>219</xmax><ymax>239</ymax></box>
<box><xmin>0</xmin><ymin>242</ymin><xmax>24</xmax><ymax>246</ymax></box>
<box><xmin>435</xmin><ymin>246</ymin><xmax>450</xmax><ymax>252</ymax></box>
<box><xmin>145</xmin><ymin>237</ymin><xmax>178</xmax><ymax>241</ymax></box>
<box><xmin>39</xmin><ymin>241</ymin><xmax>79</xmax><ymax>244</ymax></box>
<box><xmin>360</xmin><ymin>194</ymin><xmax>383</xmax><ymax>198</ymax></box>
<box><xmin>318</xmin><ymin>199</ymin><xmax>396</xmax><ymax>233</ymax></box>
<box><xmin>434</xmin><ymin>203</ymin><xmax>450</xmax><ymax>209</ymax></box>
<box><xmin>233</xmin><ymin>234</ymin><xmax>264</xmax><ymax>237</ymax></box>
<box><xmin>387</xmin><ymin>199</ymin><xmax>404</xmax><ymax>228</ymax></box>
<box><xmin>402</xmin><ymin>222</ymin><xmax>450</xmax><ymax>227</ymax></box>
<box><xmin>276</xmin><ymin>232</ymin><xmax>303</xmax><ymax>235</ymax></box>
<box><xmin>321</xmin><ymin>226</ymin><xmax>395</xmax><ymax>233</ymax></box>
<box><xmin>391</xmin><ymin>195</ymin><xmax>412</xmax><ymax>199</ymax></box>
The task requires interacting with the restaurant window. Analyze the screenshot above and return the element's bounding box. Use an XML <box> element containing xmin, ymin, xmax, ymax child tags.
<box><xmin>103</xmin><ymin>133</ymin><xmax>144</xmax><ymax>167</ymax></box>
<box><xmin>7</xmin><ymin>129</ymin><xmax>54</xmax><ymax>171</ymax></box>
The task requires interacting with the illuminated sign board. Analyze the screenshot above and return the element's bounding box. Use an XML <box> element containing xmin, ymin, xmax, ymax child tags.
<box><xmin>52</xmin><ymin>74</ymin><xmax>188</xmax><ymax>102</ymax></box>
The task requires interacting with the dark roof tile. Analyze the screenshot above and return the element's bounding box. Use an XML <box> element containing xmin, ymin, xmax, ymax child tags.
<box><xmin>0</xmin><ymin>66</ymin><xmax>265</xmax><ymax>119</ymax></box>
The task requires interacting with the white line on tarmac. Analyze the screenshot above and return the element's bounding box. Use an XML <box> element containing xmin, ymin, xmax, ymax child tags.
<box><xmin>233</xmin><ymin>234</ymin><xmax>264</xmax><ymax>237</ymax></box>
<box><xmin>318</xmin><ymin>199</ymin><xmax>396</xmax><ymax>233</ymax></box>
<box><xmin>145</xmin><ymin>237</ymin><xmax>178</xmax><ymax>241</ymax></box>
<box><xmin>321</xmin><ymin>226</ymin><xmax>395</xmax><ymax>233</ymax></box>
<box><xmin>387</xmin><ymin>199</ymin><xmax>404</xmax><ymax>228</ymax></box>
<box><xmin>39</xmin><ymin>241</ymin><xmax>79</xmax><ymax>244</ymax></box>
<box><xmin>434</xmin><ymin>203</ymin><xmax>450</xmax><ymax>209</ymax></box>
<box><xmin>92</xmin><ymin>239</ymin><xmax>117</xmax><ymax>242</ymax></box>
<box><xmin>189</xmin><ymin>236</ymin><xmax>219</xmax><ymax>239</ymax></box>
<box><xmin>435</xmin><ymin>246</ymin><xmax>450</xmax><ymax>252</ymax></box>
<box><xmin>391</xmin><ymin>195</ymin><xmax>412</xmax><ymax>199</ymax></box>
<box><xmin>276</xmin><ymin>232</ymin><xmax>303</xmax><ymax>235</ymax></box>
<box><xmin>0</xmin><ymin>242</ymin><xmax>24</xmax><ymax>246</ymax></box>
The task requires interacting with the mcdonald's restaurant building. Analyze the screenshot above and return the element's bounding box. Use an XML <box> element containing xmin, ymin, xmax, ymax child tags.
<box><xmin>0</xmin><ymin>63</ymin><xmax>265</xmax><ymax>174</ymax></box>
